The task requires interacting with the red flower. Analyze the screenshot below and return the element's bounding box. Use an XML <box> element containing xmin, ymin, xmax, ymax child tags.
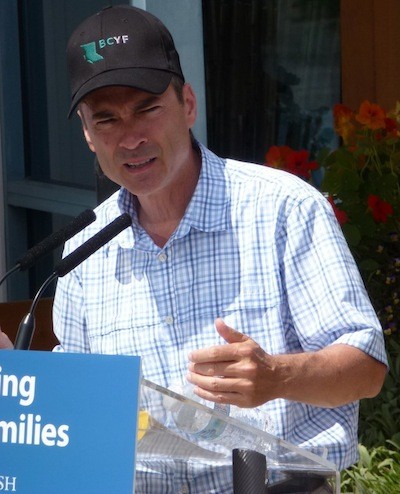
<box><xmin>367</xmin><ymin>194</ymin><xmax>394</xmax><ymax>223</ymax></box>
<box><xmin>328</xmin><ymin>196</ymin><xmax>348</xmax><ymax>225</ymax></box>
<box><xmin>265</xmin><ymin>146</ymin><xmax>318</xmax><ymax>180</ymax></box>
<box><xmin>384</xmin><ymin>117</ymin><xmax>398</xmax><ymax>134</ymax></box>
<box><xmin>375</xmin><ymin>118</ymin><xmax>399</xmax><ymax>141</ymax></box>
<box><xmin>285</xmin><ymin>150</ymin><xmax>318</xmax><ymax>180</ymax></box>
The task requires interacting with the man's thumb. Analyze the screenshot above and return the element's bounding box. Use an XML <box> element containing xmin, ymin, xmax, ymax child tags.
<box><xmin>214</xmin><ymin>318</ymin><xmax>249</xmax><ymax>344</ymax></box>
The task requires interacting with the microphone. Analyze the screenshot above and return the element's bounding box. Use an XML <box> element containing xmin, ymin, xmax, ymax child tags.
<box><xmin>14</xmin><ymin>213</ymin><xmax>132</xmax><ymax>351</ymax></box>
<box><xmin>54</xmin><ymin>213</ymin><xmax>132</xmax><ymax>277</ymax></box>
<box><xmin>0</xmin><ymin>209</ymin><xmax>96</xmax><ymax>288</ymax></box>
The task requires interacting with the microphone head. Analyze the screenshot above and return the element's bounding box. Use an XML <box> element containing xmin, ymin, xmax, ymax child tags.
<box><xmin>16</xmin><ymin>209</ymin><xmax>96</xmax><ymax>271</ymax></box>
<box><xmin>54</xmin><ymin>213</ymin><xmax>132</xmax><ymax>277</ymax></box>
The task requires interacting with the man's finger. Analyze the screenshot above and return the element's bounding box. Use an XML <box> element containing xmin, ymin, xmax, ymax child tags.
<box><xmin>188</xmin><ymin>319</ymin><xmax>251</xmax><ymax>363</ymax></box>
<box><xmin>0</xmin><ymin>329</ymin><xmax>14</xmax><ymax>349</ymax></box>
<box><xmin>214</xmin><ymin>318</ymin><xmax>249</xmax><ymax>344</ymax></box>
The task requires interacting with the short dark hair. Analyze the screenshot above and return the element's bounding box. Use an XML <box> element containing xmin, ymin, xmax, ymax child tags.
<box><xmin>170</xmin><ymin>75</ymin><xmax>185</xmax><ymax>104</ymax></box>
<box><xmin>78</xmin><ymin>75</ymin><xmax>185</xmax><ymax>114</ymax></box>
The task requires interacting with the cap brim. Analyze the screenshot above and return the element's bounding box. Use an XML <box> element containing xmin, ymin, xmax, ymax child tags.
<box><xmin>68</xmin><ymin>68</ymin><xmax>173</xmax><ymax>118</ymax></box>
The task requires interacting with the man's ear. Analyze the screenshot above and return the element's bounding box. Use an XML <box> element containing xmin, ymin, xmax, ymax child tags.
<box><xmin>78</xmin><ymin>108</ymin><xmax>96</xmax><ymax>153</ymax></box>
<box><xmin>183</xmin><ymin>83</ymin><xmax>197</xmax><ymax>129</ymax></box>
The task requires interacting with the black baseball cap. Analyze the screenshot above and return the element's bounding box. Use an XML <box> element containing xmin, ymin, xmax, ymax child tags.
<box><xmin>67</xmin><ymin>5</ymin><xmax>184</xmax><ymax>117</ymax></box>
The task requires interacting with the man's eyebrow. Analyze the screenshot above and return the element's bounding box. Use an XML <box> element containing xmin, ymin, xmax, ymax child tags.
<box><xmin>90</xmin><ymin>94</ymin><xmax>162</xmax><ymax>120</ymax></box>
<box><xmin>133</xmin><ymin>94</ymin><xmax>162</xmax><ymax>111</ymax></box>
<box><xmin>91</xmin><ymin>109</ymin><xmax>114</xmax><ymax>120</ymax></box>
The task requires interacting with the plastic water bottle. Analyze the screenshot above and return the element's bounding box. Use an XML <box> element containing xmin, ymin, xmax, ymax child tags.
<box><xmin>166</xmin><ymin>383</ymin><xmax>274</xmax><ymax>451</ymax></box>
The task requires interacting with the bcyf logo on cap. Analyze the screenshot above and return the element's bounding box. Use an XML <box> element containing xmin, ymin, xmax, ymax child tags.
<box><xmin>80</xmin><ymin>34</ymin><xmax>129</xmax><ymax>64</ymax></box>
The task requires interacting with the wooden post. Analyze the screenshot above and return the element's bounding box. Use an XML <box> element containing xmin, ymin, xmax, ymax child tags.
<box><xmin>341</xmin><ymin>0</ymin><xmax>400</xmax><ymax>110</ymax></box>
<box><xmin>0</xmin><ymin>298</ymin><xmax>58</xmax><ymax>350</ymax></box>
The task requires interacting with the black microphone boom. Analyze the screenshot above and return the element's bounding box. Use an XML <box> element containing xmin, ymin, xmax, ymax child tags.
<box><xmin>13</xmin><ymin>213</ymin><xmax>132</xmax><ymax>350</ymax></box>
<box><xmin>17</xmin><ymin>209</ymin><xmax>96</xmax><ymax>270</ymax></box>
<box><xmin>54</xmin><ymin>213</ymin><xmax>132</xmax><ymax>277</ymax></box>
<box><xmin>0</xmin><ymin>209</ymin><xmax>96</xmax><ymax>288</ymax></box>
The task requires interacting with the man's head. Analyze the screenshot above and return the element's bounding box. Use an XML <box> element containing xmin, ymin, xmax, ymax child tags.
<box><xmin>67</xmin><ymin>5</ymin><xmax>184</xmax><ymax>117</ymax></box>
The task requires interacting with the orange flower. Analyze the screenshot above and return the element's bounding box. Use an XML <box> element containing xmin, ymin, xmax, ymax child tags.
<box><xmin>265</xmin><ymin>145</ymin><xmax>292</xmax><ymax>168</ymax></box>
<box><xmin>356</xmin><ymin>100</ymin><xmax>386</xmax><ymax>130</ymax></box>
<box><xmin>367</xmin><ymin>194</ymin><xmax>394</xmax><ymax>223</ymax></box>
<box><xmin>328</xmin><ymin>196</ymin><xmax>348</xmax><ymax>225</ymax></box>
<box><xmin>333</xmin><ymin>104</ymin><xmax>355</xmax><ymax>143</ymax></box>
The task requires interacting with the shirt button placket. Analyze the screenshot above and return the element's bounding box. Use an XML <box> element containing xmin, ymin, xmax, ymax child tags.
<box><xmin>158</xmin><ymin>252</ymin><xmax>167</xmax><ymax>263</ymax></box>
<box><xmin>157</xmin><ymin>251</ymin><xmax>174</xmax><ymax>325</ymax></box>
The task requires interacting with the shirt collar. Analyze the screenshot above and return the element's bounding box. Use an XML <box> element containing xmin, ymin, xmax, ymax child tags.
<box><xmin>180</xmin><ymin>143</ymin><xmax>230</xmax><ymax>233</ymax></box>
<box><xmin>114</xmin><ymin>143</ymin><xmax>230</xmax><ymax>248</ymax></box>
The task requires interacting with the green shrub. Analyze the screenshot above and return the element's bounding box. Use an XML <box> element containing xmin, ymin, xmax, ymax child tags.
<box><xmin>358</xmin><ymin>337</ymin><xmax>400</xmax><ymax>448</ymax></box>
<box><xmin>341</xmin><ymin>442</ymin><xmax>400</xmax><ymax>493</ymax></box>
<box><xmin>341</xmin><ymin>338</ymin><xmax>400</xmax><ymax>492</ymax></box>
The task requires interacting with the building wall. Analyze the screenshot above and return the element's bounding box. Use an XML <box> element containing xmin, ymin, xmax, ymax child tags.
<box><xmin>341</xmin><ymin>0</ymin><xmax>400</xmax><ymax>110</ymax></box>
<box><xmin>132</xmin><ymin>0</ymin><xmax>207</xmax><ymax>143</ymax></box>
<box><xmin>0</xmin><ymin>0</ymin><xmax>398</xmax><ymax>303</ymax></box>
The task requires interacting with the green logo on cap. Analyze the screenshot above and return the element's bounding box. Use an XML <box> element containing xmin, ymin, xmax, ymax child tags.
<box><xmin>80</xmin><ymin>36</ymin><xmax>129</xmax><ymax>64</ymax></box>
<box><xmin>80</xmin><ymin>42</ymin><xmax>104</xmax><ymax>64</ymax></box>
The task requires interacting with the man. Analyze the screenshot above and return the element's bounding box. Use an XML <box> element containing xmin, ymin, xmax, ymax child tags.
<box><xmin>0</xmin><ymin>330</ymin><xmax>12</xmax><ymax>349</ymax></box>
<box><xmin>1</xmin><ymin>5</ymin><xmax>387</xmax><ymax>493</ymax></box>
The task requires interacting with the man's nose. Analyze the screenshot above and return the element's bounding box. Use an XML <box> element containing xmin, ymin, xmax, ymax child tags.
<box><xmin>118</xmin><ymin>120</ymin><xmax>148</xmax><ymax>150</ymax></box>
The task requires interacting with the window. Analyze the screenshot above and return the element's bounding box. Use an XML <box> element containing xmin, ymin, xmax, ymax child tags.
<box><xmin>1</xmin><ymin>0</ymin><xmax>339</xmax><ymax>300</ymax></box>
<box><xmin>1</xmin><ymin>0</ymin><xmax>124</xmax><ymax>299</ymax></box>
<box><xmin>203</xmin><ymin>0</ymin><xmax>340</xmax><ymax>164</ymax></box>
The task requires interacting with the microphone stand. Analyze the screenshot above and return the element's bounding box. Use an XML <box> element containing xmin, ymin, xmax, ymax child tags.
<box><xmin>233</xmin><ymin>449</ymin><xmax>267</xmax><ymax>493</ymax></box>
<box><xmin>0</xmin><ymin>265</ymin><xmax>20</xmax><ymax>289</ymax></box>
<box><xmin>13</xmin><ymin>212</ymin><xmax>132</xmax><ymax>351</ymax></box>
<box><xmin>14</xmin><ymin>273</ymin><xmax>57</xmax><ymax>351</ymax></box>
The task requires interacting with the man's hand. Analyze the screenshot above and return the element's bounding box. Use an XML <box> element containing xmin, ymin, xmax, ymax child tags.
<box><xmin>187</xmin><ymin>318</ymin><xmax>387</xmax><ymax>409</ymax></box>
<box><xmin>0</xmin><ymin>329</ymin><xmax>14</xmax><ymax>349</ymax></box>
<box><xmin>187</xmin><ymin>318</ymin><xmax>278</xmax><ymax>407</ymax></box>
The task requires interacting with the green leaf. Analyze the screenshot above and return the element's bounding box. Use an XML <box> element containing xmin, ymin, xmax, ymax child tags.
<box><xmin>370</xmin><ymin>173</ymin><xmax>399</xmax><ymax>202</ymax></box>
<box><xmin>358</xmin><ymin>444</ymin><xmax>372</xmax><ymax>468</ymax></box>
<box><xmin>358</xmin><ymin>258</ymin><xmax>381</xmax><ymax>271</ymax></box>
<box><xmin>342</xmin><ymin>223</ymin><xmax>362</xmax><ymax>246</ymax></box>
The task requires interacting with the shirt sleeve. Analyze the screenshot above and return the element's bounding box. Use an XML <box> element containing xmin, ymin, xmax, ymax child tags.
<box><xmin>281</xmin><ymin>192</ymin><xmax>388</xmax><ymax>366</ymax></box>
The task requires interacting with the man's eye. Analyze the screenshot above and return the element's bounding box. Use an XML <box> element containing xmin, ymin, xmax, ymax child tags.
<box><xmin>142</xmin><ymin>106</ymin><xmax>160</xmax><ymax>113</ymax></box>
<box><xmin>96</xmin><ymin>118</ymin><xmax>115</xmax><ymax>125</ymax></box>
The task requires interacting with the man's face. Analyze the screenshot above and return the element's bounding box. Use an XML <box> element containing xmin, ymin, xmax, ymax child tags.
<box><xmin>78</xmin><ymin>83</ymin><xmax>197</xmax><ymax>199</ymax></box>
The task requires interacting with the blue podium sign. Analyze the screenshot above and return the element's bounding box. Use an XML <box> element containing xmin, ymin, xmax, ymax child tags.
<box><xmin>0</xmin><ymin>350</ymin><xmax>141</xmax><ymax>493</ymax></box>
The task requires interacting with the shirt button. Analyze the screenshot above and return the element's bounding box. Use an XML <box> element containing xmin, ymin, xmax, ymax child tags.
<box><xmin>158</xmin><ymin>253</ymin><xmax>167</xmax><ymax>262</ymax></box>
<box><xmin>165</xmin><ymin>315</ymin><xmax>174</xmax><ymax>325</ymax></box>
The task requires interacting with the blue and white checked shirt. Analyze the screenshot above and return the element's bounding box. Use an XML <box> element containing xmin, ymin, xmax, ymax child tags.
<box><xmin>53</xmin><ymin>144</ymin><xmax>387</xmax><ymax>493</ymax></box>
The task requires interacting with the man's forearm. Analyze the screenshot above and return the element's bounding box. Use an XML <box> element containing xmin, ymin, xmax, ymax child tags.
<box><xmin>273</xmin><ymin>344</ymin><xmax>387</xmax><ymax>408</ymax></box>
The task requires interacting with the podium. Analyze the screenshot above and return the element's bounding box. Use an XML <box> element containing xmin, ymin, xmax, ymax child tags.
<box><xmin>137</xmin><ymin>379</ymin><xmax>340</xmax><ymax>493</ymax></box>
<box><xmin>0</xmin><ymin>348</ymin><xmax>339</xmax><ymax>493</ymax></box>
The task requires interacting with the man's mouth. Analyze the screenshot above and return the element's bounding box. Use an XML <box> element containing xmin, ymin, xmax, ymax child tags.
<box><xmin>125</xmin><ymin>158</ymin><xmax>155</xmax><ymax>169</ymax></box>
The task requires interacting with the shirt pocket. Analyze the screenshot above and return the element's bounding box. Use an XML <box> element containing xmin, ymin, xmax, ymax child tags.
<box><xmin>219</xmin><ymin>287</ymin><xmax>294</xmax><ymax>355</ymax></box>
